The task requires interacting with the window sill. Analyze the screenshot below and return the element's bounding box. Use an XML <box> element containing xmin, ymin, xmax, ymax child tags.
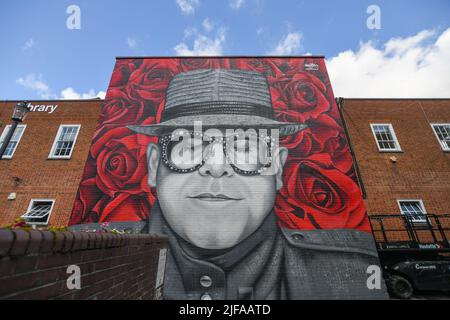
<box><xmin>47</xmin><ymin>156</ymin><xmax>72</xmax><ymax>160</ymax></box>
<box><xmin>410</xmin><ymin>222</ymin><xmax>432</xmax><ymax>229</ymax></box>
<box><xmin>378</xmin><ymin>150</ymin><xmax>404</xmax><ymax>153</ymax></box>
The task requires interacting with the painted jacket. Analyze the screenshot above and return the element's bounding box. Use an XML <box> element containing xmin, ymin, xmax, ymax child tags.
<box><xmin>70</xmin><ymin>202</ymin><xmax>389</xmax><ymax>300</ymax></box>
<box><xmin>147</xmin><ymin>202</ymin><xmax>388</xmax><ymax>300</ymax></box>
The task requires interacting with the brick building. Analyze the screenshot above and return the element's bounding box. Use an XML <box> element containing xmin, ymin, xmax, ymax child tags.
<box><xmin>0</xmin><ymin>99</ymin><xmax>103</xmax><ymax>227</ymax></box>
<box><xmin>2</xmin><ymin>97</ymin><xmax>449</xmax><ymax>239</ymax></box>
<box><xmin>339</xmin><ymin>98</ymin><xmax>450</xmax><ymax>245</ymax></box>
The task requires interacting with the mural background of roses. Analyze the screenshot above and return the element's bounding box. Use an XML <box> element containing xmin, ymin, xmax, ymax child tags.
<box><xmin>69</xmin><ymin>57</ymin><xmax>370</xmax><ymax>233</ymax></box>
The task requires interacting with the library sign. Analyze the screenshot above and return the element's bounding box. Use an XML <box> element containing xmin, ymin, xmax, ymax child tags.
<box><xmin>27</xmin><ymin>103</ymin><xmax>58</xmax><ymax>114</ymax></box>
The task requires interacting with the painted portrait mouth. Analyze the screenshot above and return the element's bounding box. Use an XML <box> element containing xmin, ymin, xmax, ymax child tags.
<box><xmin>188</xmin><ymin>193</ymin><xmax>243</xmax><ymax>202</ymax></box>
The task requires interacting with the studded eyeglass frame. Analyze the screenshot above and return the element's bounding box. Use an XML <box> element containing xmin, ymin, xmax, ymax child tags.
<box><xmin>158</xmin><ymin>130</ymin><xmax>275</xmax><ymax>176</ymax></box>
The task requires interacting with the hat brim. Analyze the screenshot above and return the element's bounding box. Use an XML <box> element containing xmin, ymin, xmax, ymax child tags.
<box><xmin>127</xmin><ymin>114</ymin><xmax>307</xmax><ymax>137</ymax></box>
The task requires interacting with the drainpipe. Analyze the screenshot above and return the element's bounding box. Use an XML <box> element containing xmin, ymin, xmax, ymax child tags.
<box><xmin>336</xmin><ymin>97</ymin><xmax>367</xmax><ymax>199</ymax></box>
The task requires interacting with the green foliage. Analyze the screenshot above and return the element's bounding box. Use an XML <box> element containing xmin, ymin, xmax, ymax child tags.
<box><xmin>0</xmin><ymin>217</ymin><xmax>130</xmax><ymax>234</ymax></box>
<box><xmin>47</xmin><ymin>226</ymin><xmax>69</xmax><ymax>232</ymax></box>
<box><xmin>0</xmin><ymin>217</ymin><xmax>67</xmax><ymax>232</ymax></box>
<box><xmin>1</xmin><ymin>217</ymin><xmax>32</xmax><ymax>230</ymax></box>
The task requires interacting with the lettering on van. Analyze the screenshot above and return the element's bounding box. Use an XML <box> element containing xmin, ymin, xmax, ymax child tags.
<box><xmin>415</xmin><ymin>264</ymin><xmax>437</xmax><ymax>270</ymax></box>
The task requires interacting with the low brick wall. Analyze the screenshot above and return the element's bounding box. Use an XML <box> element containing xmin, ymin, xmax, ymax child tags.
<box><xmin>0</xmin><ymin>229</ymin><xmax>168</xmax><ymax>300</ymax></box>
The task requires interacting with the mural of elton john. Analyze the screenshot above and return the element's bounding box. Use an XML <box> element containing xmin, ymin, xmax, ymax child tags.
<box><xmin>70</xmin><ymin>58</ymin><xmax>388</xmax><ymax>300</ymax></box>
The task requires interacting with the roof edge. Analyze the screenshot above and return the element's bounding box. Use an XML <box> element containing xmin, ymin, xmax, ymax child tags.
<box><xmin>0</xmin><ymin>98</ymin><xmax>104</xmax><ymax>103</ymax></box>
<box><xmin>116</xmin><ymin>55</ymin><xmax>326</xmax><ymax>59</ymax></box>
<box><xmin>337</xmin><ymin>97</ymin><xmax>450</xmax><ymax>100</ymax></box>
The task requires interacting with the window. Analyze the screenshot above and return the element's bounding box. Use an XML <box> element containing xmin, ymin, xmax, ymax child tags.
<box><xmin>22</xmin><ymin>199</ymin><xmax>55</xmax><ymax>225</ymax></box>
<box><xmin>49</xmin><ymin>125</ymin><xmax>80</xmax><ymax>159</ymax></box>
<box><xmin>0</xmin><ymin>124</ymin><xmax>26</xmax><ymax>158</ymax></box>
<box><xmin>431</xmin><ymin>124</ymin><xmax>450</xmax><ymax>151</ymax></box>
<box><xmin>398</xmin><ymin>200</ymin><xmax>428</xmax><ymax>223</ymax></box>
<box><xmin>370</xmin><ymin>124</ymin><xmax>401</xmax><ymax>152</ymax></box>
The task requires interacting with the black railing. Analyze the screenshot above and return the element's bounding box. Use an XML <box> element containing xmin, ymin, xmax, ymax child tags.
<box><xmin>369</xmin><ymin>214</ymin><xmax>450</xmax><ymax>251</ymax></box>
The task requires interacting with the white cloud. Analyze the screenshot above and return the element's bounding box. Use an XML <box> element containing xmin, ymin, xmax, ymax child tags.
<box><xmin>176</xmin><ymin>0</ymin><xmax>199</xmax><ymax>15</ymax></box>
<box><xmin>97</xmin><ymin>91</ymin><xmax>107</xmax><ymax>99</ymax></box>
<box><xmin>60</xmin><ymin>88</ymin><xmax>106</xmax><ymax>99</ymax></box>
<box><xmin>22</xmin><ymin>38</ymin><xmax>35</xmax><ymax>51</ymax></box>
<box><xmin>126</xmin><ymin>37</ymin><xmax>137</xmax><ymax>49</ymax></box>
<box><xmin>268</xmin><ymin>32</ymin><xmax>303</xmax><ymax>55</ymax></box>
<box><xmin>183</xmin><ymin>27</ymin><xmax>198</xmax><ymax>39</ymax></box>
<box><xmin>202</xmin><ymin>18</ymin><xmax>214</xmax><ymax>33</ymax></box>
<box><xmin>230</xmin><ymin>0</ymin><xmax>245</xmax><ymax>10</ymax></box>
<box><xmin>174</xmin><ymin>27</ymin><xmax>226</xmax><ymax>56</ymax></box>
<box><xmin>384</xmin><ymin>30</ymin><xmax>435</xmax><ymax>55</ymax></box>
<box><xmin>16</xmin><ymin>74</ymin><xmax>54</xmax><ymax>99</ymax></box>
<box><xmin>327</xmin><ymin>28</ymin><xmax>450</xmax><ymax>98</ymax></box>
<box><xmin>16</xmin><ymin>73</ymin><xmax>105</xmax><ymax>99</ymax></box>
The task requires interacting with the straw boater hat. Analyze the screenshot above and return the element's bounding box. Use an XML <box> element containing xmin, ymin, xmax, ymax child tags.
<box><xmin>128</xmin><ymin>68</ymin><xmax>307</xmax><ymax>136</ymax></box>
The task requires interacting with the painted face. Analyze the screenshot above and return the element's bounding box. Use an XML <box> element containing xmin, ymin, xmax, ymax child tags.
<box><xmin>149</xmin><ymin>128</ymin><xmax>287</xmax><ymax>249</ymax></box>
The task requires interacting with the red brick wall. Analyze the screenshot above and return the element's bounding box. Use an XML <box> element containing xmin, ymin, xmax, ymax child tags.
<box><xmin>341</xmin><ymin>99</ymin><xmax>450</xmax><ymax>242</ymax></box>
<box><xmin>0</xmin><ymin>100</ymin><xmax>102</xmax><ymax>227</ymax></box>
<box><xmin>0</xmin><ymin>229</ymin><xmax>168</xmax><ymax>300</ymax></box>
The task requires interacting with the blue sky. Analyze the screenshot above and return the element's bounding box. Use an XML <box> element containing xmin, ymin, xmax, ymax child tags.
<box><xmin>1</xmin><ymin>0</ymin><xmax>449</xmax><ymax>99</ymax></box>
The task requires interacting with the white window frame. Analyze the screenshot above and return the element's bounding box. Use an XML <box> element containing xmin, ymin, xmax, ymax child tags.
<box><xmin>370</xmin><ymin>123</ymin><xmax>402</xmax><ymax>152</ymax></box>
<box><xmin>48</xmin><ymin>124</ymin><xmax>81</xmax><ymax>159</ymax></box>
<box><xmin>0</xmin><ymin>124</ymin><xmax>26</xmax><ymax>159</ymax></box>
<box><xmin>430</xmin><ymin>123</ymin><xmax>450</xmax><ymax>151</ymax></box>
<box><xmin>397</xmin><ymin>199</ymin><xmax>428</xmax><ymax>224</ymax></box>
<box><xmin>22</xmin><ymin>199</ymin><xmax>55</xmax><ymax>226</ymax></box>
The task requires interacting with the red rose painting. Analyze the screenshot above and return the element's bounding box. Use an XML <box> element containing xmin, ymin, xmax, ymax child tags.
<box><xmin>67</xmin><ymin>57</ymin><xmax>388</xmax><ymax>300</ymax></box>
<box><xmin>276</xmin><ymin>153</ymin><xmax>369</xmax><ymax>231</ymax></box>
<box><xmin>69</xmin><ymin>57</ymin><xmax>370</xmax><ymax>233</ymax></box>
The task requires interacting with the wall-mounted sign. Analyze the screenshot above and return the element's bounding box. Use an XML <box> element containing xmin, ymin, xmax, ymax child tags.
<box><xmin>304</xmin><ymin>62</ymin><xmax>319</xmax><ymax>71</ymax></box>
<box><xmin>28</xmin><ymin>104</ymin><xmax>58</xmax><ymax>114</ymax></box>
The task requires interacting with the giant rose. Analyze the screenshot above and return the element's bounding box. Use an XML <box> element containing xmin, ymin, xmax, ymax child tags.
<box><xmin>324</xmin><ymin>131</ymin><xmax>354</xmax><ymax>174</ymax></box>
<box><xmin>70</xmin><ymin>177</ymin><xmax>103</xmax><ymax>224</ymax></box>
<box><xmin>125</xmin><ymin>59</ymin><xmax>177</xmax><ymax>101</ymax></box>
<box><xmin>232</xmin><ymin>58</ymin><xmax>284</xmax><ymax>79</ymax></box>
<box><xmin>123</xmin><ymin>61</ymin><xmax>173</xmax><ymax>127</ymax></box>
<box><xmin>73</xmin><ymin>188</ymin><xmax>156</xmax><ymax>223</ymax></box>
<box><xmin>275</xmin><ymin>109</ymin><xmax>343</xmax><ymax>158</ymax></box>
<box><xmin>109</xmin><ymin>59</ymin><xmax>142</xmax><ymax>88</ymax></box>
<box><xmin>275</xmin><ymin>153</ymin><xmax>370</xmax><ymax>232</ymax></box>
<box><xmin>90</xmin><ymin>127</ymin><xmax>153</xmax><ymax>197</ymax></box>
<box><xmin>178</xmin><ymin>58</ymin><xmax>229</xmax><ymax>72</ymax></box>
<box><xmin>273</xmin><ymin>72</ymin><xmax>330</xmax><ymax>121</ymax></box>
<box><xmin>96</xmin><ymin>190</ymin><xmax>156</xmax><ymax>222</ymax></box>
<box><xmin>94</xmin><ymin>88</ymin><xmax>149</xmax><ymax>140</ymax></box>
